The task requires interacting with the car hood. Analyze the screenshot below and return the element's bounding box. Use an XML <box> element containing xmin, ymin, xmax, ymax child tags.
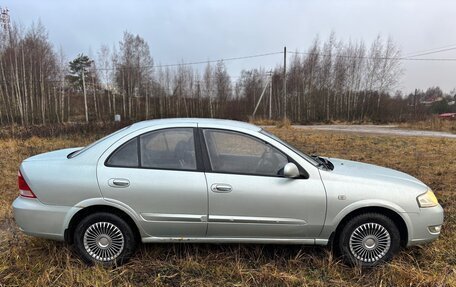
<box><xmin>24</xmin><ymin>147</ymin><xmax>82</xmax><ymax>162</ymax></box>
<box><xmin>325</xmin><ymin>157</ymin><xmax>427</xmax><ymax>189</ymax></box>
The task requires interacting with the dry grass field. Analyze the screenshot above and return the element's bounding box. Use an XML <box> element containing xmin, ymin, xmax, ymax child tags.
<box><xmin>398</xmin><ymin>118</ymin><xmax>456</xmax><ymax>134</ymax></box>
<box><xmin>0</xmin><ymin>126</ymin><xmax>455</xmax><ymax>286</ymax></box>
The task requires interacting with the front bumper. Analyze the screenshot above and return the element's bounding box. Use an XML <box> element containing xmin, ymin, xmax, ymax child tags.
<box><xmin>406</xmin><ymin>204</ymin><xmax>444</xmax><ymax>246</ymax></box>
<box><xmin>12</xmin><ymin>197</ymin><xmax>72</xmax><ymax>241</ymax></box>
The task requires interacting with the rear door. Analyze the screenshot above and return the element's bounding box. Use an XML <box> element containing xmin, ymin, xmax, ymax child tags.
<box><xmin>201</xmin><ymin>128</ymin><xmax>326</xmax><ymax>239</ymax></box>
<box><xmin>97</xmin><ymin>124</ymin><xmax>208</xmax><ymax>238</ymax></box>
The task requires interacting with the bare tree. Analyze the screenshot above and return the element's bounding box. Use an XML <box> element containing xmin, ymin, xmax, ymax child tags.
<box><xmin>0</xmin><ymin>16</ymin><xmax>414</xmax><ymax>126</ymax></box>
<box><xmin>214</xmin><ymin>61</ymin><xmax>231</xmax><ymax>117</ymax></box>
<box><xmin>115</xmin><ymin>31</ymin><xmax>153</xmax><ymax>119</ymax></box>
<box><xmin>202</xmin><ymin>63</ymin><xmax>214</xmax><ymax>117</ymax></box>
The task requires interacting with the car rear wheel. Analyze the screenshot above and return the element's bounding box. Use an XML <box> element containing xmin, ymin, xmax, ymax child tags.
<box><xmin>73</xmin><ymin>212</ymin><xmax>137</xmax><ymax>265</ymax></box>
<box><xmin>336</xmin><ymin>213</ymin><xmax>400</xmax><ymax>267</ymax></box>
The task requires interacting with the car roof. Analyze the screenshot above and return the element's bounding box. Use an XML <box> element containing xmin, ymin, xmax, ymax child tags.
<box><xmin>130</xmin><ymin>118</ymin><xmax>261</xmax><ymax>131</ymax></box>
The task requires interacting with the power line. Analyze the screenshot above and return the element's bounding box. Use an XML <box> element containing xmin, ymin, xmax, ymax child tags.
<box><xmin>3</xmin><ymin>44</ymin><xmax>456</xmax><ymax>88</ymax></box>
<box><xmin>70</xmin><ymin>47</ymin><xmax>456</xmax><ymax>75</ymax></box>
<box><xmin>96</xmin><ymin>51</ymin><xmax>283</xmax><ymax>71</ymax></box>
<box><xmin>0</xmin><ymin>71</ymin><xmax>273</xmax><ymax>85</ymax></box>
<box><xmin>401</xmin><ymin>57</ymin><xmax>456</xmax><ymax>61</ymax></box>
<box><xmin>287</xmin><ymin>50</ymin><xmax>456</xmax><ymax>61</ymax></box>
<box><xmin>404</xmin><ymin>46</ymin><xmax>456</xmax><ymax>58</ymax></box>
<box><xmin>83</xmin><ymin>47</ymin><xmax>456</xmax><ymax>76</ymax></box>
<box><xmin>404</xmin><ymin>43</ymin><xmax>456</xmax><ymax>57</ymax></box>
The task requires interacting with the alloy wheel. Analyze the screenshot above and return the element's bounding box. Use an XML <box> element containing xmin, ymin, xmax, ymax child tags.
<box><xmin>83</xmin><ymin>222</ymin><xmax>125</xmax><ymax>262</ymax></box>
<box><xmin>349</xmin><ymin>222</ymin><xmax>391</xmax><ymax>263</ymax></box>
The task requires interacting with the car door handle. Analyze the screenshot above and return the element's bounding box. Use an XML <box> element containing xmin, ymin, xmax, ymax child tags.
<box><xmin>211</xmin><ymin>184</ymin><xmax>232</xmax><ymax>193</ymax></box>
<box><xmin>108</xmin><ymin>178</ymin><xmax>130</xmax><ymax>188</ymax></box>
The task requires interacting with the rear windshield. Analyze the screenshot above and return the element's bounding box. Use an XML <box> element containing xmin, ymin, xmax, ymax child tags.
<box><xmin>68</xmin><ymin>125</ymin><xmax>131</xmax><ymax>158</ymax></box>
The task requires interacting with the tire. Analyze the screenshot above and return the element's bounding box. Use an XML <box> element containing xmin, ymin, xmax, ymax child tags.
<box><xmin>73</xmin><ymin>212</ymin><xmax>137</xmax><ymax>266</ymax></box>
<box><xmin>335</xmin><ymin>212</ymin><xmax>401</xmax><ymax>267</ymax></box>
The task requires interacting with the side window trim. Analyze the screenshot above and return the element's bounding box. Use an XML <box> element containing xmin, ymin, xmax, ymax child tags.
<box><xmin>104</xmin><ymin>127</ymin><xmax>203</xmax><ymax>172</ymax></box>
<box><xmin>193</xmin><ymin>127</ymin><xmax>205</xmax><ymax>171</ymax></box>
<box><xmin>198</xmin><ymin>128</ymin><xmax>213</xmax><ymax>172</ymax></box>
<box><xmin>137</xmin><ymin>134</ymin><xmax>142</xmax><ymax>168</ymax></box>
<box><xmin>105</xmin><ymin>137</ymin><xmax>139</xmax><ymax>168</ymax></box>
<box><xmin>198</xmin><ymin>128</ymin><xmax>308</xmax><ymax>178</ymax></box>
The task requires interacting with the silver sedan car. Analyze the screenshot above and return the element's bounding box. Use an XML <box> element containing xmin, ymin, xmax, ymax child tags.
<box><xmin>12</xmin><ymin>118</ymin><xmax>443</xmax><ymax>266</ymax></box>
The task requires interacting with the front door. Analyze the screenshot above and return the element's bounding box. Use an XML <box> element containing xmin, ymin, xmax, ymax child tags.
<box><xmin>97</xmin><ymin>126</ymin><xmax>208</xmax><ymax>237</ymax></box>
<box><xmin>201</xmin><ymin>129</ymin><xmax>326</xmax><ymax>239</ymax></box>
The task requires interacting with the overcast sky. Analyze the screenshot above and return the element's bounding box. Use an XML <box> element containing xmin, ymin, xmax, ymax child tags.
<box><xmin>3</xmin><ymin>0</ymin><xmax>456</xmax><ymax>94</ymax></box>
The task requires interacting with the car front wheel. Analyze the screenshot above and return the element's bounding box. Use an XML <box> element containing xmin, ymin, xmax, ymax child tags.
<box><xmin>336</xmin><ymin>212</ymin><xmax>401</xmax><ymax>267</ymax></box>
<box><xmin>73</xmin><ymin>212</ymin><xmax>137</xmax><ymax>265</ymax></box>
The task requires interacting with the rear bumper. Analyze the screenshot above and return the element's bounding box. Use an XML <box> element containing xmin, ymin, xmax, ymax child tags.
<box><xmin>12</xmin><ymin>197</ymin><xmax>71</xmax><ymax>241</ymax></box>
<box><xmin>406</xmin><ymin>204</ymin><xmax>444</xmax><ymax>246</ymax></box>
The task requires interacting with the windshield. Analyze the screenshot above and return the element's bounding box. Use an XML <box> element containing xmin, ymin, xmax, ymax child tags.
<box><xmin>260</xmin><ymin>129</ymin><xmax>319</xmax><ymax>166</ymax></box>
<box><xmin>68</xmin><ymin>125</ymin><xmax>131</xmax><ymax>158</ymax></box>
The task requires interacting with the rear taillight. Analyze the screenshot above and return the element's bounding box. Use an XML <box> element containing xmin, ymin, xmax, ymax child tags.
<box><xmin>18</xmin><ymin>171</ymin><xmax>36</xmax><ymax>198</ymax></box>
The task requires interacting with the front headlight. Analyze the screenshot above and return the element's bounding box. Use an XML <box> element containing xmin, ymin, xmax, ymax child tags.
<box><xmin>417</xmin><ymin>189</ymin><xmax>439</xmax><ymax>208</ymax></box>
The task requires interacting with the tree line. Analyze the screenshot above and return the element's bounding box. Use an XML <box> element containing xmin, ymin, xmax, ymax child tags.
<box><xmin>0</xmin><ymin>19</ymin><xmax>453</xmax><ymax>126</ymax></box>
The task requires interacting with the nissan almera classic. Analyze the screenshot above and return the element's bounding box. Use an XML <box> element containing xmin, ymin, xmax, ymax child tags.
<box><xmin>12</xmin><ymin>118</ymin><xmax>443</xmax><ymax>266</ymax></box>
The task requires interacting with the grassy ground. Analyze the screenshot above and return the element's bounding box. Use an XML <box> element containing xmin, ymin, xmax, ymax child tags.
<box><xmin>0</xmin><ymin>128</ymin><xmax>455</xmax><ymax>286</ymax></box>
<box><xmin>398</xmin><ymin>118</ymin><xmax>456</xmax><ymax>134</ymax></box>
<box><xmin>251</xmin><ymin>117</ymin><xmax>456</xmax><ymax>134</ymax></box>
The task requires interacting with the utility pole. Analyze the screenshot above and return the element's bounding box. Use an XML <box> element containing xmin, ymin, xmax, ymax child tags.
<box><xmin>252</xmin><ymin>77</ymin><xmax>271</xmax><ymax>118</ymax></box>
<box><xmin>268</xmin><ymin>71</ymin><xmax>273</xmax><ymax>119</ymax></box>
<box><xmin>283</xmin><ymin>46</ymin><xmax>287</xmax><ymax>119</ymax></box>
<box><xmin>82</xmin><ymin>69</ymin><xmax>89</xmax><ymax>123</ymax></box>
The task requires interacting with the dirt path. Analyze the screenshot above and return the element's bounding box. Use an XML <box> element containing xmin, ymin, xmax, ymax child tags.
<box><xmin>289</xmin><ymin>124</ymin><xmax>456</xmax><ymax>139</ymax></box>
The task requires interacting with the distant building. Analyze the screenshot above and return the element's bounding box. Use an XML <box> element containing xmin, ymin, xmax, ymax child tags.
<box><xmin>420</xmin><ymin>95</ymin><xmax>443</xmax><ymax>106</ymax></box>
<box><xmin>438</xmin><ymin>113</ymin><xmax>456</xmax><ymax>119</ymax></box>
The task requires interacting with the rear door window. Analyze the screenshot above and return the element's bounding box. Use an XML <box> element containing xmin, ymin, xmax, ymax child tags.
<box><xmin>140</xmin><ymin>128</ymin><xmax>197</xmax><ymax>170</ymax></box>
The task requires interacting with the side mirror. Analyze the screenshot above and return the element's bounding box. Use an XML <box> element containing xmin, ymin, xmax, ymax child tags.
<box><xmin>283</xmin><ymin>162</ymin><xmax>300</xmax><ymax>178</ymax></box>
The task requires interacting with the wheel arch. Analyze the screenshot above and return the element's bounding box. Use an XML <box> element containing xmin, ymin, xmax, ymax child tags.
<box><xmin>331</xmin><ymin>206</ymin><xmax>409</xmax><ymax>248</ymax></box>
<box><xmin>64</xmin><ymin>204</ymin><xmax>142</xmax><ymax>244</ymax></box>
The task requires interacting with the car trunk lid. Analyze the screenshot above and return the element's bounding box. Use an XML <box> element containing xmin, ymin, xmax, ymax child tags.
<box><xmin>23</xmin><ymin>147</ymin><xmax>82</xmax><ymax>162</ymax></box>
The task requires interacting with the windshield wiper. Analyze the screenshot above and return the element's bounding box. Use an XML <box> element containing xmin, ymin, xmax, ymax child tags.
<box><xmin>311</xmin><ymin>155</ymin><xmax>334</xmax><ymax>170</ymax></box>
